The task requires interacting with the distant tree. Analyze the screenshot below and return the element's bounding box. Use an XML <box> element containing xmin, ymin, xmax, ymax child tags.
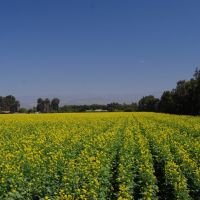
<box><xmin>27</xmin><ymin>109</ymin><xmax>34</xmax><ymax>113</ymax></box>
<box><xmin>193</xmin><ymin>68</ymin><xmax>200</xmax><ymax>114</ymax></box>
<box><xmin>185</xmin><ymin>78</ymin><xmax>198</xmax><ymax>114</ymax></box>
<box><xmin>44</xmin><ymin>98</ymin><xmax>51</xmax><ymax>113</ymax></box>
<box><xmin>51</xmin><ymin>98</ymin><xmax>60</xmax><ymax>112</ymax></box>
<box><xmin>0</xmin><ymin>96</ymin><xmax>3</xmax><ymax>111</ymax></box>
<box><xmin>10</xmin><ymin>100</ymin><xmax>20</xmax><ymax>113</ymax></box>
<box><xmin>29</xmin><ymin>69</ymin><xmax>200</xmax><ymax>115</ymax></box>
<box><xmin>172</xmin><ymin>80</ymin><xmax>188</xmax><ymax>114</ymax></box>
<box><xmin>194</xmin><ymin>67</ymin><xmax>200</xmax><ymax>80</ymax></box>
<box><xmin>159</xmin><ymin>91</ymin><xmax>175</xmax><ymax>113</ymax></box>
<box><xmin>0</xmin><ymin>95</ymin><xmax>20</xmax><ymax>112</ymax></box>
<box><xmin>4</xmin><ymin>95</ymin><xmax>16</xmax><ymax>111</ymax></box>
<box><xmin>27</xmin><ymin>107</ymin><xmax>36</xmax><ymax>113</ymax></box>
<box><xmin>122</xmin><ymin>103</ymin><xmax>138</xmax><ymax>112</ymax></box>
<box><xmin>36</xmin><ymin>98</ymin><xmax>45</xmax><ymax>112</ymax></box>
<box><xmin>36</xmin><ymin>98</ymin><xmax>52</xmax><ymax>113</ymax></box>
<box><xmin>157</xmin><ymin>68</ymin><xmax>200</xmax><ymax>115</ymax></box>
<box><xmin>107</xmin><ymin>102</ymin><xmax>122</xmax><ymax>112</ymax></box>
<box><xmin>19</xmin><ymin>108</ymin><xmax>28</xmax><ymax>113</ymax></box>
<box><xmin>138</xmin><ymin>95</ymin><xmax>159</xmax><ymax>112</ymax></box>
<box><xmin>37</xmin><ymin>98</ymin><xmax>43</xmax><ymax>104</ymax></box>
<box><xmin>33</xmin><ymin>106</ymin><xmax>37</xmax><ymax>112</ymax></box>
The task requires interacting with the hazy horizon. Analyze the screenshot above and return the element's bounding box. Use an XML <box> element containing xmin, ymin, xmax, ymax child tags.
<box><xmin>15</xmin><ymin>91</ymin><xmax>162</xmax><ymax>108</ymax></box>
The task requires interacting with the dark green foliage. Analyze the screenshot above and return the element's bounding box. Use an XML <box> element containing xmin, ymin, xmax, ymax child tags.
<box><xmin>19</xmin><ymin>108</ymin><xmax>28</xmax><ymax>113</ymax></box>
<box><xmin>107</xmin><ymin>102</ymin><xmax>123</xmax><ymax>112</ymax></box>
<box><xmin>0</xmin><ymin>95</ymin><xmax>20</xmax><ymax>113</ymax></box>
<box><xmin>36</xmin><ymin>98</ymin><xmax>45</xmax><ymax>113</ymax></box>
<box><xmin>158</xmin><ymin>91</ymin><xmax>175</xmax><ymax>113</ymax></box>
<box><xmin>51</xmin><ymin>98</ymin><xmax>60</xmax><ymax>112</ymax></box>
<box><xmin>138</xmin><ymin>95</ymin><xmax>159</xmax><ymax>112</ymax></box>
<box><xmin>59</xmin><ymin>103</ymin><xmax>138</xmax><ymax>113</ymax></box>
<box><xmin>158</xmin><ymin>68</ymin><xmax>200</xmax><ymax>115</ymax></box>
<box><xmin>36</xmin><ymin>98</ymin><xmax>60</xmax><ymax>113</ymax></box>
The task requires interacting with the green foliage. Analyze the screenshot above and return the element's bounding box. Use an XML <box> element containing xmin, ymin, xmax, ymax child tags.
<box><xmin>159</xmin><ymin>68</ymin><xmax>200</xmax><ymax>115</ymax></box>
<box><xmin>0</xmin><ymin>96</ymin><xmax>20</xmax><ymax>113</ymax></box>
<box><xmin>138</xmin><ymin>95</ymin><xmax>159</xmax><ymax>112</ymax></box>
<box><xmin>36</xmin><ymin>98</ymin><xmax>60</xmax><ymax>113</ymax></box>
<box><xmin>0</xmin><ymin>113</ymin><xmax>199</xmax><ymax>199</ymax></box>
<box><xmin>18</xmin><ymin>108</ymin><xmax>28</xmax><ymax>113</ymax></box>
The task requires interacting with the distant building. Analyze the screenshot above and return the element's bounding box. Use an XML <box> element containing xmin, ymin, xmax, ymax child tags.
<box><xmin>1</xmin><ymin>111</ymin><xmax>11</xmax><ymax>114</ymax></box>
<box><xmin>94</xmin><ymin>109</ymin><xmax>108</xmax><ymax>112</ymax></box>
<box><xmin>86</xmin><ymin>109</ymin><xmax>108</xmax><ymax>112</ymax></box>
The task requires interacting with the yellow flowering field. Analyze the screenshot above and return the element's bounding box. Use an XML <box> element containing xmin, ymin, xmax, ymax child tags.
<box><xmin>0</xmin><ymin>113</ymin><xmax>199</xmax><ymax>200</ymax></box>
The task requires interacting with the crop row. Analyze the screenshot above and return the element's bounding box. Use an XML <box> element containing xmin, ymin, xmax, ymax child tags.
<box><xmin>0</xmin><ymin>113</ymin><xmax>199</xmax><ymax>199</ymax></box>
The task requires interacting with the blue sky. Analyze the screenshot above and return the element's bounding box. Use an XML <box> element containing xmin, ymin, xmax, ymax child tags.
<box><xmin>0</xmin><ymin>0</ymin><xmax>200</xmax><ymax>102</ymax></box>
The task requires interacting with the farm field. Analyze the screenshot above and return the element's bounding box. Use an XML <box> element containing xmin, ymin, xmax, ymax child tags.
<box><xmin>0</xmin><ymin>113</ymin><xmax>200</xmax><ymax>200</ymax></box>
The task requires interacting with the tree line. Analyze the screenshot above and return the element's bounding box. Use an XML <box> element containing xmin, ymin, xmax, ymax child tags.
<box><xmin>25</xmin><ymin>102</ymin><xmax>137</xmax><ymax>113</ymax></box>
<box><xmin>1</xmin><ymin>68</ymin><xmax>200</xmax><ymax>115</ymax></box>
<box><xmin>138</xmin><ymin>68</ymin><xmax>200</xmax><ymax>115</ymax></box>
<box><xmin>36</xmin><ymin>98</ymin><xmax>60</xmax><ymax>113</ymax></box>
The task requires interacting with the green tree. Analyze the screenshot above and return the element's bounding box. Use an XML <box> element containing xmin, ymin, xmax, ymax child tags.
<box><xmin>36</xmin><ymin>98</ymin><xmax>45</xmax><ymax>112</ymax></box>
<box><xmin>107</xmin><ymin>102</ymin><xmax>122</xmax><ymax>112</ymax></box>
<box><xmin>44</xmin><ymin>98</ymin><xmax>51</xmax><ymax>113</ymax></box>
<box><xmin>159</xmin><ymin>91</ymin><xmax>175</xmax><ymax>113</ymax></box>
<box><xmin>19</xmin><ymin>108</ymin><xmax>28</xmax><ymax>113</ymax></box>
<box><xmin>193</xmin><ymin>68</ymin><xmax>200</xmax><ymax>114</ymax></box>
<box><xmin>51</xmin><ymin>98</ymin><xmax>60</xmax><ymax>112</ymax></box>
<box><xmin>5</xmin><ymin>95</ymin><xmax>16</xmax><ymax>111</ymax></box>
<box><xmin>10</xmin><ymin>100</ymin><xmax>20</xmax><ymax>113</ymax></box>
<box><xmin>138</xmin><ymin>95</ymin><xmax>159</xmax><ymax>112</ymax></box>
<box><xmin>0</xmin><ymin>96</ymin><xmax>3</xmax><ymax>111</ymax></box>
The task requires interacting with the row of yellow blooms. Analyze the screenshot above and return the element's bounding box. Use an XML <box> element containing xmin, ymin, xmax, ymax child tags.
<box><xmin>0</xmin><ymin>113</ymin><xmax>199</xmax><ymax>199</ymax></box>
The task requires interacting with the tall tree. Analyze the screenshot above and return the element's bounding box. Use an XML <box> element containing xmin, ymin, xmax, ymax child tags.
<box><xmin>159</xmin><ymin>91</ymin><xmax>174</xmax><ymax>113</ymax></box>
<box><xmin>36</xmin><ymin>98</ymin><xmax>45</xmax><ymax>112</ymax></box>
<box><xmin>44</xmin><ymin>98</ymin><xmax>51</xmax><ymax>113</ymax></box>
<box><xmin>0</xmin><ymin>96</ymin><xmax>3</xmax><ymax>111</ymax></box>
<box><xmin>193</xmin><ymin>68</ymin><xmax>200</xmax><ymax>114</ymax></box>
<box><xmin>51</xmin><ymin>98</ymin><xmax>60</xmax><ymax>112</ymax></box>
<box><xmin>4</xmin><ymin>95</ymin><xmax>16</xmax><ymax>111</ymax></box>
<box><xmin>10</xmin><ymin>101</ymin><xmax>20</xmax><ymax>113</ymax></box>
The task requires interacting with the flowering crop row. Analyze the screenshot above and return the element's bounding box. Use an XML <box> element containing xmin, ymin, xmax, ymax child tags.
<box><xmin>0</xmin><ymin>113</ymin><xmax>199</xmax><ymax>199</ymax></box>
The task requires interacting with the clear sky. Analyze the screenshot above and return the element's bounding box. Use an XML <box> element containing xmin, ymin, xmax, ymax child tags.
<box><xmin>0</xmin><ymin>0</ymin><xmax>200</xmax><ymax>99</ymax></box>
